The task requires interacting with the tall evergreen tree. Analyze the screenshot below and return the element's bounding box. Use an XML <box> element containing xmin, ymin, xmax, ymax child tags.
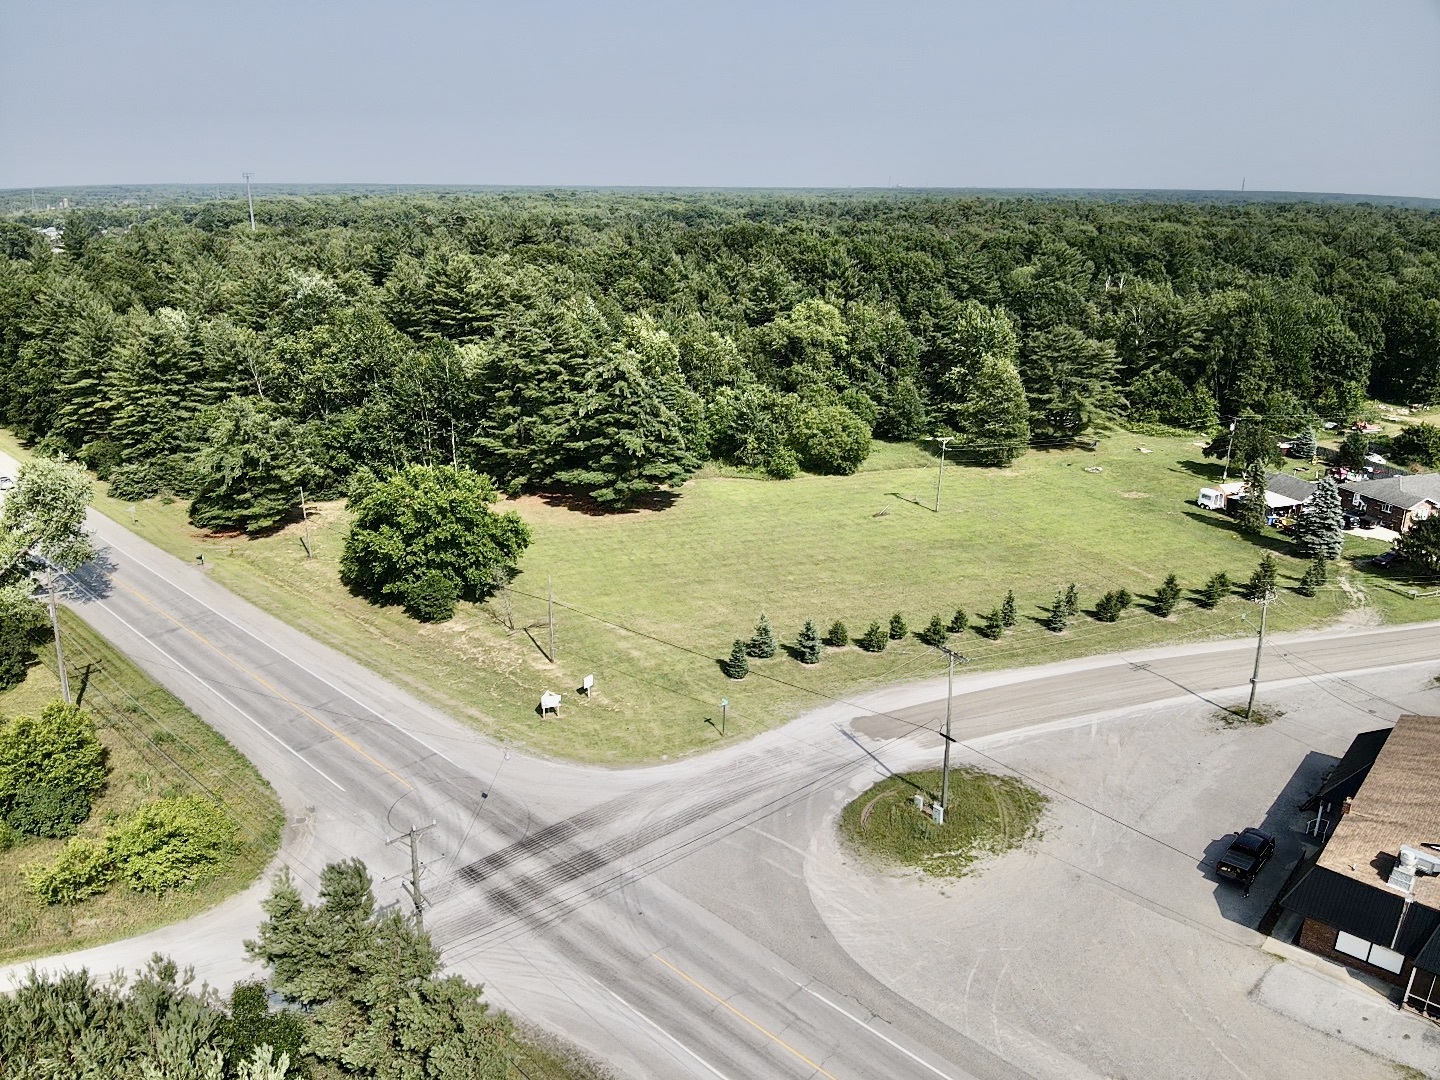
<box><xmin>1236</xmin><ymin>460</ymin><xmax>1269</xmax><ymax>535</ymax></box>
<box><xmin>1244</xmin><ymin>553</ymin><xmax>1279</xmax><ymax>600</ymax></box>
<box><xmin>1293</xmin><ymin>477</ymin><xmax>1344</xmax><ymax>562</ymax></box>
<box><xmin>1291</xmin><ymin>427</ymin><xmax>1317</xmax><ymax>462</ymax></box>
<box><xmin>1021</xmin><ymin>325</ymin><xmax>1123</xmax><ymax>437</ymax></box>
<box><xmin>189</xmin><ymin>398</ymin><xmax>313</xmax><ymax>533</ymax></box>
<box><xmin>954</xmin><ymin>353</ymin><xmax>1031</xmax><ymax>466</ymax></box>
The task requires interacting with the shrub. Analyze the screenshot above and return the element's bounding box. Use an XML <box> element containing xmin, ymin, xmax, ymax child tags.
<box><xmin>764</xmin><ymin>447</ymin><xmax>799</xmax><ymax>480</ymax></box>
<box><xmin>916</xmin><ymin>614</ymin><xmax>948</xmax><ymax>647</ymax></box>
<box><xmin>888</xmin><ymin>613</ymin><xmax>907</xmax><ymax>640</ymax></box>
<box><xmin>978</xmin><ymin>608</ymin><xmax>1005</xmax><ymax>639</ymax></box>
<box><xmin>824</xmin><ymin>621</ymin><xmax>849</xmax><ymax>647</ymax></box>
<box><xmin>77</xmin><ymin>439</ymin><xmax>124</xmax><ymax>480</ymax></box>
<box><xmin>747</xmin><ymin>614</ymin><xmax>777</xmax><ymax>659</ymax></box>
<box><xmin>399</xmin><ymin>571</ymin><xmax>459</xmax><ymax>623</ymax></box>
<box><xmin>793</xmin><ymin>405</ymin><xmax>872</xmax><ymax>475</ymax></box>
<box><xmin>106</xmin><ymin>795</ymin><xmax>239</xmax><ymax>893</ymax></box>
<box><xmin>0</xmin><ymin>591</ymin><xmax>48</xmax><ymax>692</ymax></box>
<box><xmin>947</xmin><ymin>609</ymin><xmax>968</xmax><ymax>633</ymax></box>
<box><xmin>1392</xmin><ymin>422</ymin><xmax>1440</xmax><ymax>469</ymax></box>
<box><xmin>795</xmin><ymin>621</ymin><xmax>821</xmax><ymax>664</ymax></box>
<box><xmin>1044</xmin><ymin>590</ymin><xmax>1068</xmax><ymax>633</ymax></box>
<box><xmin>723</xmin><ymin>640</ymin><xmax>749</xmax><ymax>679</ymax></box>
<box><xmin>25</xmin><ymin>837</ymin><xmax>116</xmax><ymax>905</ymax></box>
<box><xmin>1243</xmin><ymin>554</ymin><xmax>1279</xmax><ymax>601</ymax></box>
<box><xmin>1198</xmin><ymin>571</ymin><xmax>1231</xmax><ymax>608</ymax></box>
<box><xmin>1153</xmin><ymin>574</ymin><xmax>1181</xmax><ymax>617</ymax></box>
<box><xmin>106</xmin><ymin>461</ymin><xmax>164</xmax><ymax>502</ymax></box>
<box><xmin>0</xmin><ymin>703</ymin><xmax>108</xmax><ymax>838</ymax></box>
<box><xmin>1000</xmin><ymin>590</ymin><xmax>1017</xmax><ymax>627</ymax></box>
<box><xmin>1115</xmin><ymin>588</ymin><xmax>1132</xmax><ymax>610</ymax></box>
<box><xmin>857</xmin><ymin>622</ymin><xmax>889</xmax><ymax>652</ymax></box>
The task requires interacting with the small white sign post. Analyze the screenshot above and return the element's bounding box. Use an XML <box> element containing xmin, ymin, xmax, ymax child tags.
<box><xmin>582</xmin><ymin>674</ymin><xmax>594</xmax><ymax>698</ymax></box>
<box><xmin>539</xmin><ymin>691</ymin><xmax>561</xmax><ymax>716</ymax></box>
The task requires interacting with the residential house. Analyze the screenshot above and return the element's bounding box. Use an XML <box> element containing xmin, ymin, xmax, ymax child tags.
<box><xmin>1280</xmin><ymin>715</ymin><xmax>1440</xmax><ymax>1017</ymax></box>
<box><xmin>1339</xmin><ymin>474</ymin><xmax>1440</xmax><ymax>533</ymax></box>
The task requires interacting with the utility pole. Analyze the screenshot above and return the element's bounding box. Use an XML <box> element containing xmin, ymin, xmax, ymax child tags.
<box><xmin>931</xmin><ymin>436</ymin><xmax>954</xmax><ymax>513</ymax></box>
<box><xmin>299</xmin><ymin>487</ymin><xmax>313</xmax><ymax>557</ymax></box>
<box><xmin>1245</xmin><ymin>591</ymin><xmax>1272</xmax><ymax>720</ymax></box>
<box><xmin>47</xmin><ymin>570</ymin><xmax>71</xmax><ymax>705</ymax></box>
<box><xmin>387</xmin><ymin>822</ymin><xmax>437</xmax><ymax>926</ymax></box>
<box><xmin>547</xmin><ymin>574</ymin><xmax>555</xmax><ymax>663</ymax></box>
<box><xmin>1221</xmin><ymin>420</ymin><xmax>1237</xmax><ymax>483</ymax></box>
<box><xmin>243</xmin><ymin>172</ymin><xmax>256</xmax><ymax>231</ymax></box>
<box><xmin>934</xmin><ymin>645</ymin><xmax>969</xmax><ymax>820</ymax></box>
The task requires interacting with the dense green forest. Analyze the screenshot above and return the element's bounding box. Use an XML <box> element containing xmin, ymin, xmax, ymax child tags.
<box><xmin>2</xmin><ymin>191</ymin><xmax>1439</xmax><ymax>522</ymax></box>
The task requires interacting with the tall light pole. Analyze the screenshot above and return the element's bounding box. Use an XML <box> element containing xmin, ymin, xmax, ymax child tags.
<box><xmin>930</xmin><ymin>436</ymin><xmax>954</xmax><ymax>513</ymax></box>
<box><xmin>242</xmin><ymin>172</ymin><xmax>256</xmax><ymax>231</ymax></box>
<box><xmin>1245</xmin><ymin>590</ymin><xmax>1273</xmax><ymax>720</ymax></box>
<box><xmin>934</xmin><ymin>644</ymin><xmax>969</xmax><ymax>819</ymax></box>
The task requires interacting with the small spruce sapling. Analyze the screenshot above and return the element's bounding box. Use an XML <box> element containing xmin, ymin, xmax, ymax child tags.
<box><xmin>1297</xmin><ymin>557</ymin><xmax>1327</xmax><ymax>597</ymax></box>
<box><xmin>1198</xmin><ymin>571</ymin><xmax>1231</xmax><ymax>609</ymax></box>
<box><xmin>1093</xmin><ymin>590</ymin><xmax>1124</xmax><ymax>622</ymax></box>
<box><xmin>888</xmin><ymin>613</ymin><xmax>907</xmax><ymax>640</ymax></box>
<box><xmin>747</xmin><ymin>614</ymin><xmax>776</xmax><ymax>659</ymax></box>
<box><xmin>1044</xmin><ymin>590</ymin><xmax>1068</xmax><ymax>633</ymax></box>
<box><xmin>947</xmin><ymin>609</ymin><xmax>968</xmax><ymax>633</ymax></box>
<box><xmin>917</xmin><ymin>614</ymin><xmax>949</xmax><ymax>647</ymax></box>
<box><xmin>795</xmin><ymin>620</ymin><xmax>821</xmax><ymax>664</ymax></box>
<box><xmin>858</xmin><ymin>621</ymin><xmax>889</xmax><ymax>652</ymax></box>
<box><xmin>1153</xmin><ymin>574</ymin><xmax>1181</xmax><ymax>617</ymax></box>
<box><xmin>724</xmin><ymin>640</ymin><xmax>749</xmax><ymax>680</ymax></box>
<box><xmin>1000</xmin><ymin>590</ymin><xmax>1017</xmax><ymax>627</ymax></box>
<box><xmin>824</xmin><ymin>620</ymin><xmax>849</xmax><ymax>647</ymax></box>
<box><xmin>1244</xmin><ymin>553</ymin><xmax>1278</xmax><ymax>600</ymax></box>
<box><xmin>1062</xmin><ymin>583</ymin><xmax>1080</xmax><ymax>617</ymax></box>
<box><xmin>980</xmin><ymin>607</ymin><xmax>1005</xmax><ymax>639</ymax></box>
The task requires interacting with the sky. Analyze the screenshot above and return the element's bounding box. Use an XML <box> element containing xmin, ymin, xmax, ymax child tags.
<box><xmin>2</xmin><ymin>0</ymin><xmax>1439</xmax><ymax>197</ymax></box>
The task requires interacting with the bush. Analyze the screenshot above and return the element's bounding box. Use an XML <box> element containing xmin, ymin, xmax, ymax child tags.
<box><xmin>793</xmin><ymin>405</ymin><xmax>872</xmax><ymax>475</ymax></box>
<box><xmin>1000</xmin><ymin>590</ymin><xmax>1017</xmax><ymax>627</ymax></box>
<box><xmin>400</xmin><ymin>571</ymin><xmax>459</xmax><ymax>623</ymax></box>
<box><xmin>1115</xmin><ymin>588</ymin><xmax>1132</xmax><ymax>610</ymax></box>
<box><xmin>857</xmin><ymin>622</ymin><xmax>889</xmax><ymax>652</ymax></box>
<box><xmin>764</xmin><ymin>447</ymin><xmax>799</xmax><ymax>480</ymax></box>
<box><xmin>947</xmin><ymin>609</ymin><xmax>968</xmax><ymax>633</ymax></box>
<box><xmin>747</xmin><ymin>614</ymin><xmax>777</xmax><ymax>659</ymax></box>
<box><xmin>25</xmin><ymin>837</ymin><xmax>116</xmax><ymax>905</ymax></box>
<box><xmin>106</xmin><ymin>795</ymin><xmax>239</xmax><ymax>893</ymax></box>
<box><xmin>0</xmin><ymin>703</ymin><xmax>108</xmax><ymax>838</ymax></box>
<box><xmin>916</xmin><ymin>614</ymin><xmax>948</xmax><ymax>647</ymax></box>
<box><xmin>1392</xmin><ymin>422</ymin><xmax>1440</xmax><ymax>469</ymax></box>
<box><xmin>77</xmin><ymin>439</ymin><xmax>124</xmax><ymax>480</ymax></box>
<box><xmin>106</xmin><ymin>461</ymin><xmax>164</xmax><ymax>502</ymax></box>
<box><xmin>1153</xmin><ymin>574</ymin><xmax>1181</xmax><ymax>617</ymax></box>
<box><xmin>888</xmin><ymin>613</ymin><xmax>907</xmax><ymax>640</ymax></box>
<box><xmin>1198</xmin><ymin>571</ymin><xmax>1231</xmax><ymax>608</ymax></box>
<box><xmin>723</xmin><ymin>640</ymin><xmax>749</xmax><ymax>679</ymax></box>
<box><xmin>824</xmin><ymin>621</ymin><xmax>849</xmax><ymax>647</ymax></box>
<box><xmin>1243</xmin><ymin>554</ymin><xmax>1279</xmax><ymax>601</ymax></box>
<box><xmin>978</xmin><ymin>608</ymin><xmax>1005</xmax><ymax>639</ymax></box>
<box><xmin>795</xmin><ymin>620</ymin><xmax>821</xmax><ymax>664</ymax></box>
<box><xmin>0</xmin><ymin>592</ymin><xmax>48</xmax><ymax>692</ymax></box>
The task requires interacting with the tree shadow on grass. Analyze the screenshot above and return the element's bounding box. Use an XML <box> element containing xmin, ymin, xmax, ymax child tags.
<box><xmin>533</xmin><ymin>487</ymin><xmax>680</xmax><ymax>516</ymax></box>
<box><xmin>1182</xmin><ymin>508</ymin><xmax>1300</xmax><ymax>558</ymax></box>
<box><xmin>1178</xmin><ymin>459</ymin><xmax>1228</xmax><ymax>483</ymax></box>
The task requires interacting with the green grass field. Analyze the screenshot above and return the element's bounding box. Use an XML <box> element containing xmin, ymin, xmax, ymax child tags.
<box><xmin>6</xmin><ymin>430</ymin><xmax>1435</xmax><ymax>764</ymax></box>
<box><xmin>0</xmin><ymin>610</ymin><xmax>283</xmax><ymax>963</ymax></box>
<box><xmin>839</xmin><ymin>767</ymin><xmax>1048</xmax><ymax>877</ymax></box>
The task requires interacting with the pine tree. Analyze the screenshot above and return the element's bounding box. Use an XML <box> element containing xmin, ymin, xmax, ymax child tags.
<box><xmin>1236</xmin><ymin>459</ymin><xmax>1269</xmax><ymax>535</ymax></box>
<box><xmin>1198</xmin><ymin>571</ymin><xmax>1231</xmax><ymax>608</ymax></box>
<box><xmin>1000</xmin><ymin>590</ymin><xmax>1017</xmax><ymax>627</ymax></box>
<box><xmin>857</xmin><ymin>621</ymin><xmax>889</xmax><ymax>652</ymax></box>
<box><xmin>1293</xmin><ymin>477</ymin><xmax>1344</xmax><ymax>562</ymax></box>
<box><xmin>824</xmin><ymin>620</ymin><xmax>849</xmax><ymax>647</ymax></box>
<box><xmin>724</xmin><ymin>640</ymin><xmax>749</xmax><ymax>679</ymax></box>
<box><xmin>795</xmin><ymin>620</ymin><xmax>821</xmax><ymax>664</ymax></box>
<box><xmin>1062</xmin><ymin>583</ymin><xmax>1080</xmax><ymax>617</ymax></box>
<box><xmin>1244</xmin><ymin>553</ymin><xmax>1278</xmax><ymax>600</ymax></box>
<box><xmin>1115</xmin><ymin>588</ymin><xmax>1132</xmax><ymax>610</ymax></box>
<box><xmin>1044</xmin><ymin>590</ymin><xmax>1068</xmax><ymax>633</ymax></box>
<box><xmin>1292</xmin><ymin>427</ymin><xmax>1317</xmax><ymax>462</ymax></box>
<box><xmin>747</xmin><ymin>614</ymin><xmax>776</xmax><ymax>659</ymax></box>
<box><xmin>917</xmin><ymin>614</ymin><xmax>949</xmax><ymax>647</ymax></box>
<box><xmin>955</xmin><ymin>353</ymin><xmax>1031</xmax><ymax>466</ymax></box>
<box><xmin>1094</xmin><ymin>590</ymin><xmax>1124</xmax><ymax>622</ymax></box>
<box><xmin>1153</xmin><ymin>574</ymin><xmax>1181</xmax><ymax>617</ymax></box>
<box><xmin>1297</xmin><ymin>557</ymin><xmax>1327</xmax><ymax>597</ymax></box>
<box><xmin>888</xmin><ymin>612</ymin><xmax>907</xmax><ymax>640</ymax></box>
<box><xmin>979</xmin><ymin>607</ymin><xmax>1005</xmax><ymax>639</ymax></box>
<box><xmin>947</xmin><ymin>608</ymin><xmax>968</xmax><ymax>633</ymax></box>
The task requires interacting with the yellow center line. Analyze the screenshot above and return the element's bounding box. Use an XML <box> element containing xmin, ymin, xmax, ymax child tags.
<box><xmin>651</xmin><ymin>952</ymin><xmax>841</xmax><ymax>1080</ymax></box>
<box><xmin>109</xmin><ymin>574</ymin><xmax>413</xmax><ymax>791</ymax></box>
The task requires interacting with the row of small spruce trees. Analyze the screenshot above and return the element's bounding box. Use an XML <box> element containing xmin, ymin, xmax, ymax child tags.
<box><xmin>721</xmin><ymin>552</ymin><xmax>1327</xmax><ymax>680</ymax></box>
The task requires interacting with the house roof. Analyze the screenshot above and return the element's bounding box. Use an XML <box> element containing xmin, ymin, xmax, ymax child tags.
<box><xmin>1300</xmin><ymin>727</ymin><xmax>1391</xmax><ymax>811</ymax></box>
<box><xmin>1340</xmin><ymin>473</ymin><xmax>1440</xmax><ymax>510</ymax></box>
<box><xmin>1266</xmin><ymin>473</ymin><xmax>1316</xmax><ymax>503</ymax></box>
<box><xmin>1311</xmin><ymin>715</ymin><xmax>1440</xmax><ymax>908</ymax></box>
<box><xmin>1281</xmin><ymin>864</ymin><xmax>1407</xmax><ymax>943</ymax></box>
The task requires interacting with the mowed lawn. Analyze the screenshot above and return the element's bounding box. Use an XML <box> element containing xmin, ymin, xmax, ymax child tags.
<box><xmin>10</xmin><ymin>431</ymin><xmax>1435</xmax><ymax>763</ymax></box>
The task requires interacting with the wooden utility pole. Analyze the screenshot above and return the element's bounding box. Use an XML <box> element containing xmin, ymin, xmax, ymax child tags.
<box><xmin>47</xmin><ymin>572</ymin><xmax>70</xmax><ymax>705</ymax></box>
<box><xmin>1246</xmin><ymin>592</ymin><xmax>1272</xmax><ymax>720</ymax></box>
<box><xmin>934</xmin><ymin>645</ymin><xmax>968</xmax><ymax>821</ymax></box>
<box><xmin>387</xmin><ymin>823</ymin><xmax>437</xmax><ymax>926</ymax></box>
<box><xmin>299</xmin><ymin>487</ymin><xmax>313</xmax><ymax>557</ymax></box>
<box><xmin>547</xmin><ymin>574</ymin><xmax>555</xmax><ymax>663</ymax></box>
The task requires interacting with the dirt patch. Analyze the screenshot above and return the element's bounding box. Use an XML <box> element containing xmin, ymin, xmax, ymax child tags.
<box><xmin>1333</xmin><ymin>575</ymin><xmax>1382</xmax><ymax>628</ymax></box>
<box><xmin>1117</xmin><ymin>490</ymin><xmax>1151</xmax><ymax>499</ymax></box>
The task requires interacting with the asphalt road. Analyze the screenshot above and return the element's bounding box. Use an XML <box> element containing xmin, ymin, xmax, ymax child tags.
<box><xmin>5</xmin><ymin>476</ymin><xmax>1438</xmax><ymax>1078</ymax></box>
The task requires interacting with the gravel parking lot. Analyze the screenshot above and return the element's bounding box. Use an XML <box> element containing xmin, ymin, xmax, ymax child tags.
<box><xmin>811</xmin><ymin>663</ymin><xmax>1440</xmax><ymax>1080</ymax></box>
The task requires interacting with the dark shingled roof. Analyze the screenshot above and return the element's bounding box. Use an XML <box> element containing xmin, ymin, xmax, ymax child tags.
<box><xmin>1340</xmin><ymin>473</ymin><xmax>1440</xmax><ymax>510</ymax></box>
<box><xmin>1265</xmin><ymin>473</ymin><xmax>1316</xmax><ymax>503</ymax></box>
<box><xmin>1300</xmin><ymin>727</ymin><xmax>1392</xmax><ymax>811</ymax></box>
<box><xmin>1414</xmin><ymin>922</ymin><xmax>1440</xmax><ymax>976</ymax></box>
<box><xmin>1397</xmin><ymin>903</ymin><xmax>1440</xmax><ymax>958</ymax></box>
<box><xmin>1281</xmin><ymin>865</ymin><xmax>1407</xmax><ymax>943</ymax></box>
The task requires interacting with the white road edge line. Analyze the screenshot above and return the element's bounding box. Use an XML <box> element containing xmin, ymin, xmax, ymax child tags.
<box><xmin>94</xmin><ymin>541</ymin><xmax>463</xmax><ymax>768</ymax></box>
<box><xmin>75</xmin><ymin>580</ymin><xmax>345</xmax><ymax>792</ymax></box>
<box><xmin>604</xmin><ymin>988</ymin><xmax>737</xmax><ymax>1080</ymax></box>
<box><xmin>797</xmin><ymin>982</ymin><xmax>961</xmax><ymax>1080</ymax></box>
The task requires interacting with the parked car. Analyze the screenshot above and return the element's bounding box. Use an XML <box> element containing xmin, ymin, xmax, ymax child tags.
<box><xmin>1216</xmin><ymin>828</ymin><xmax>1275</xmax><ymax>895</ymax></box>
<box><xmin>1372</xmin><ymin>549</ymin><xmax>1402</xmax><ymax>568</ymax></box>
<box><xmin>0</xmin><ymin>475</ymin><xmax>12</xmax><ymax>491</ymax></box>
<box><xmin>1343</xmin><ymin>514</ymin><xmax>1361</xmax><ymax>529</ymax></box>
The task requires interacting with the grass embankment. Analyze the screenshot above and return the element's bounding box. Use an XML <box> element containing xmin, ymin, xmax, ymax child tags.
<box><xmin>840</xmin><ymin>767</ymin><xmax>1048</xmax><ymax>877</ymax></box>
<box><xmin>0</xmin><ymin>609</ymin><xmax>283</xmax><ymax>964</ymax></box>
<box><xmin>5</xmin><ymin>429</ymin><xmax>1435</xmax><ymax>764</ymax></box>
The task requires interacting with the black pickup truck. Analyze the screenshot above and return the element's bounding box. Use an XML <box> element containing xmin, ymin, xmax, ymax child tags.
<box><xmin>1216</xmin><ymin>828</ymin><xmax>1275</xmax><ymax>895</ymax></box>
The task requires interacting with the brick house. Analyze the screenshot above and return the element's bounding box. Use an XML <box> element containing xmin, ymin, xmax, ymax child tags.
<box><xmin>1339</xmin><ymin>474</ymin><xmax>1440</xmax><ymax>533</ymax></box>
<box><xmin>1280</xmin><ymin>715</ymin><xmax>1440</xmax><ymax>1017</ymax></box>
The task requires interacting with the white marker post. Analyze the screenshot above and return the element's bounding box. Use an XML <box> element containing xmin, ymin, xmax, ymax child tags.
<box><xmin>582</xmin><ymin>674</ymin><xmax>594</xmax><ymax>698</ymax></box>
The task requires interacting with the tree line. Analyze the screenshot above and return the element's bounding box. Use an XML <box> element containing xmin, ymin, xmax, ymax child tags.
<box><xmin>2</xmin><ymin>192</ymin><xmax>1439</xmax><ymax>520</ymax></box>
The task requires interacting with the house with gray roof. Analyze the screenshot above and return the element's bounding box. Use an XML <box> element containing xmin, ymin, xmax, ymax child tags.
<box><xmin>1339</xmin><ymin>473</ymin><xmax>1440</xmax><ymax>533</ymax></box>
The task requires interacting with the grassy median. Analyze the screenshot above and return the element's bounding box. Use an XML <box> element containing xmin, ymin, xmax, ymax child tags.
<box><xmin>840</xmin><ymin>766</ymin><xmax>1048</xmax><ymax>877</ymax></box>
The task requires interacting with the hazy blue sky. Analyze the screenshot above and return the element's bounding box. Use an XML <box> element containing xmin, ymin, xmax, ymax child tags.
<box><xmin>3</xmin><ymin>1</ymin><xmax>1438</xmax><ymax>196</ymax></box>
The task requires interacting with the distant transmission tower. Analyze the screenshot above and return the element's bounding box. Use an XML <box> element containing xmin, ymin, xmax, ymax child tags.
<box><xmin>243</xmin><ymin>172</ymin><xmax>256</xmax><ymax>231</ymax></box>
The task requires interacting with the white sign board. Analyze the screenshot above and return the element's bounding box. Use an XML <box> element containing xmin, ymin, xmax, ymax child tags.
<box><xmin>539</xmin><ymin>691</ymin><xmax>562</xmax><ymax>715</ymax></box>
<box><xmin>582</xmin><ymin>674</ymin><xmax>594</xmax><ymax>695</ymax></box>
